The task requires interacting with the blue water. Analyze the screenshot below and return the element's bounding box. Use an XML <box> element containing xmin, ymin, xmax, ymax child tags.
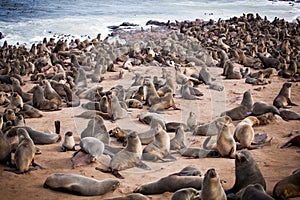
<box><xmin>0</xmin><ymin>0</ymin><xmax>299</xmax><ymax>46</ymax></box>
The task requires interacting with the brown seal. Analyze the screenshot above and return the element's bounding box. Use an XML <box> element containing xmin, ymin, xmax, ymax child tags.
<box><xmin>19</xmin><ymin>103</ymin><xmax>43</xmax><ymax>118</ymax></box>
<box><xmin>5</xmin><ymin>128</ymin><xmax>42</xmax><ymax>173</ymax></box>
<box><xmin>186</xmin><ymin>111</ymin><xmax>198</xmax><ymax>131</ymax></box>
<box><xmin>32</xmin><ymin>85</ymin><xmax>58</xmax><ymax>111</ymax></box>
<box><xmin>61</xmin><ymin>131</ymin><xmax>76</xmax><ymax>151</ymax></box>
<box><xmin>170</xmin><ymin>125</ymin><xmax>188</xmax><ymax>150</ymax></box>
<box><xmin>11</xmin><ymin>77</ymin><xmax>32</xmax><ymax>102</ymax></box>
<box><xmin>252</xmin><ymin>101</ymin><xmax>280</xmax><ymax>116</ymax></box>
<box><xmin>280</xmin><ymin>135</ymin><xmax>300</xmax><ymax>148</ymax></box>
<box><xmin>125</xmin><ymin>98</ymin><xmax>143</xmax><ymax>109</ymax></box>
<box><xmin>142</xmin><ymin>123</ymin><xmax>175</xmax><ymax>162</ymax></box>
<box><xmin>149</xmin><ymin>92</ymin><xmax>180</xmax><ymax>113</ymax></box>
<box><xmin>134</xmin><ymin>169</ymin><xmax>203</xmax><ymax>195</ymax></box>
<box><xmin>44</xmin><ymin>173</ymin><xmax>120</xmax><ymax>196</ymax></box>
<box><xmin>95</xmin><ymin>132</ymin><xmax>151</xmax><ymax>179</ymax></box>
<box><xmin>221</xmin><ymin>90</ymin><xmax>253</xmax><ymax>120</ymax></box>
<box><xmin>273</xmin><ymin>169</ymin><xmax>300</xmax><ymax>200</ymax></box>
<box><xmin>193</xmin><ymin>115</ymin><xmax>232</xmax><ymax>136</ymax></box>
<box><xmin>273</xmin><ymin>82</ymin><xmax>298</xmax><ymax>109</ymax></box>
<box><xmin>0</xmin><ymin>130</ymin><xmax>11</xmax><ymax>164</ymax></box>
<box><xmin>106</xmin><ymin>193</ymin><xmax>150</xmax><ymax>200</ymax></box>
<box><xmin>9</xmin><ymin>92</ymin><xmax>23</xmax><ymax>109</ymax></box>
<box><xmin>279</xmin><ymin>109</ymin><xmax>300</xmax><ymax>121</ymax></box>
<box><xmin>80</xmin><ymin>115</ymin><xmax>107</xmax><ymax>138</ymax></box>
<box><xmin>108</xmin><ymin>93</ymin><xmax>128</xmax><ymax>121</ymax></box>
<box><xmin>42</xmin><ymin>79</ymin><xmax>62</xmax><ymax>107</ymax></box>
<box><xmin>236</xmin><ymin>183</ymin><xmax>274</xmax><ymax>200</ymax></box>
<box><xmin>234</xmin><ymin>116</ymin><xmax>260</xmax><ymax>150</ymax></box>
<box><xmin>171</xmin><ymin>188</ymin><xmax>200</xmax><ymax>200</ymax></box>
<box><xmin>226</xmin><ymin>150</ymin><xmax>266</xmax><ymax>195</ymax></box>
<box><xmin>201</xmin><ymin>168</ymin><xmax>226</xmax><ymax>200</ymax></box>
<box><xmin>223</xmin><ymin>60</ymin><xmax>242</xmax><ymax>79</ymax></box>
<box><xmin>216</xmin><ymin>124</ymin><xmax>236</xmax><ymax>158</ymax></box>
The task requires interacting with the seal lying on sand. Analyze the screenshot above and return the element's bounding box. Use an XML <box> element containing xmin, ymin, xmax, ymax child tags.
<box><xmin>273</xmin><ymin>169</ymin><xmax>300</xmax><ymax>200</ymax></box>
<box><xmin>44</xmin><ymin>173</ymin><xmax>120</xmax><ymax>196</ymax></box>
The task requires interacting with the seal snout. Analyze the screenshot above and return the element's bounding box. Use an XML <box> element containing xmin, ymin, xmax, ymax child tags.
<box><xmin>207</xmin><ymin>168</ymin><xmax>217</xmax><ymax>178</ymax></box>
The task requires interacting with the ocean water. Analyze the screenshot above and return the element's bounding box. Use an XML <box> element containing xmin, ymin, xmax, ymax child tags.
<box><xmin>0</xmin><ymin>0</ymin><xmax>299</xmax><ymax>47</ymax></box>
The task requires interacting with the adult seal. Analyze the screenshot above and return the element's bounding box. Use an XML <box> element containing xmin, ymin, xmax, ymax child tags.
<box><xmin>201</xmin><ymin>168</ymin><xmax>226</xmax><ymax>200</ymax></box>
<box><xmin>226</xmin><ymin>150</ymin><xmax>266</xmax><ymax>195</ymax></box>
<box><xmin>44</xmin><ymin>173</ymin><xmax>120</xmax><ymax>196</ymax></box>
<box><xmin>273</xmin><ymin>82</ymin><xmax>298</xmax><ymax>109</ymax></box>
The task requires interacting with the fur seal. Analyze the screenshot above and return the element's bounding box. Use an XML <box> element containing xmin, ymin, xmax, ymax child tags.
<box><xmin>273</xmin><ymin>82</ymin><xmax>298</xmax><ymax>109</ymax></box>
<box><xmin>186</xmin><ymin>111</ymin><xmax>198</xmax><ymax>131</ymax></box>
<box><xmin>138</xmin><ymin>112</ymin><xmax>166</xmax><ymax>130</ymax></box>
<box><xmin>75</xmin><ymin>137</ymin><xmax>104</xmax><ymax>163</ymax></box>
<box><xmin>221</xmin><ymin>90</ymin><xmax>253</xmax><ymax>120</ymax></box>
<box><xmin>96</xmin><ymin>132</ymin><xmax>150</xmax><ymax>179</ymax></box>
<box><xmin>125</xmin><ymin>98</ymin><xmax>143</xmax><ymax>109</ymax></box>
<box><xmin>216</xmin><ymin>124</ymin><xmax>236</xmax><ymax>158</ymax></box>
<box><xmin>170</xmin><ymin>125</ymin><xmax>188</xmax><ymax>150</ymax></box>
<box><xmin>251</xmin><ymin>101</ymin><xmax>280</xmax><ymax>116</ymax></box>
<box><xmin>32</xmin><ymin>85</ymin><xmax>58</xmax><ymax>111</ymax></box>
<box><xmin>43</xmin><ymin>79</ymin><xmax>62</xmax><ymax>107</ymax></box>
<box><xmin>108</xmin><ymin>93</ymin><xmax>128</xmax><ymax>121</ymax></box>
<box><xmin>234</xmin><ymin>116</ymin><xmax>260</xmax><ymax>150</ymax></box>
<box><xmin>0</xmin><ymin>130</ymin><xmax>11</xmax><ymax>164</ymax></box>
<box><xmin>149</xmin><ymin>92</ymin><xmax>180</xmax><ymax>113</ymax></box>
<box><xmin>223</xmin><ymin>60</ymin><xmax>242</xmax><ymax>79</ymax></box>
<box><xmin>226</xmin><ymin>150</ymin><xmax>266</xmax><ymax>194</ymax></box>
<box><xmin>7</xmin><ymin>128</ymin><xmax>42</xmax><ymax>173</ymax></box>
<box><xmin>9</xmin><ymin>92</ymin><xmax>23</xmax><ymax>109</ymax></box>
<box><xmin>171</xmin><ymin>188</ymin><xmax>200</xmax><ymax>200</ymax></box>
<box><xmin>201</xmin><ymin>168</ymin><xmax>226</xmax><ymax>200</ymax></box>
<box><xmin>19</xmin><ymin>103</ymin><xmax>43</xmax><ymax>118</ymax></box>
<box><xmin>11</xmin><ymin>77</ymin><xmax>32</xmax><ymax>102</ymax></box>
<box><xmin>280</xmin><ymin>135</ymin><xmax>300</xmax><ymax>148</ymax></box>
<box><xmin>44</xmin><ymin>173</ymin><xmax>120</xmax><ymax>196</ymax></box>
<box><xmin>193</xmin><ymin>115</ymin><xmax>232</xmax><ymax>136</ymax></box>
<box><xmin>106</xmin><ymin>193</ymin><xmax>150</xmax><ymax>200</ymax></box>
<box><xmin>142</xmin><ymin>124</ymin><xmax>175</xmax><ymax>162</ymax></box>
<box><xmin>180</xmin><ymin>83</ymin><xmax>201</xmax><ymax>100</ymax></box>
<box><xmin>279</xmin><ymin>109</ymin><xmax>300</xmax><ymax>121</ymax></box>
<box><xmin>273</xmin><ymin>169</ymin><xmax>300</xmax><ymax>200</ymax></box>
<box><xmin>61</xmin><ymin>131</ymin><xmax>76</xmax><ymax>151</ymax></box>
<box><xmin>134</xmin><ymin>172</ymin><xmax>203</xmax><ymax>195</ymax></box>
<box><xmin>80</xmin><ymin>115</ymin><xmax>107</xmax><ymax>138</ymax></box>
<box><xmin>236</xmin><ymin>183</ymin><xmax>275</xmax><ymax>200</ymax></box>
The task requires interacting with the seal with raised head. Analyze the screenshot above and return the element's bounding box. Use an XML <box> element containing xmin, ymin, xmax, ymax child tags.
<box><xmin>32</xmin><ymin>85</ymin><xmax>58</xmax><ymax>111</ymax></box>
<box><xmin>273</xmin><ymin>82</ymin><xmax>298</xmax><ymax>109</ymax></box>
<box><xmin>80</xmin><ymin>115</ymin><xmax>107</xmax><ymax>138</ymax></box>
<box><xmin>170</xmin><ymin>125</ymin><xmax>188</xmax><ymax>150</ymax></box>
<box><xmin>201</xmin><ymin>168</ymin><xmax>226</xmax><ymax>200</ymax></box>
<box><xmin>44</xmin><ymin>173</ymin><xmax>120</xmax><ymax>196</ymax></box>
<box><xmin>216</xmin><ymin>124</ymin><xmax>236</xmax><ymax>158</ymax></box>
<box><xmin>221</xmin><ymin>90</ymin><xmax>253</xmax><ymax>120</ymax></box>
<box><xmin>61</xmin><ymin>131</ymin><xmax>76</xmax><ymax>152</ymax></box>
<box><xmin>234</xmin><ymin>116</ymin><xmax>260</xmax><ymax>150</ymax></box>
<box><xmin>142</xmin><ymin>123</ymin><xmax>175</xmax><ymax>162</ymax></box>
<box><xmin>96</xmin><ymin>132</ymin><xmax>151</xmax><ymax>179</ymax></box>
<box><xmin>226</xmin><ymin>150</ymin><xmax>266</xmax><ymax>195</ymax></box>
<box><xmin>273</xmin><ymin>169</ymin><xmax>300</xmax><ymax>200</ymax></box>
<box><xmin>108</xmin><ymin>93</ymin><xmax>128</xmax><ymax>121</ymax></box>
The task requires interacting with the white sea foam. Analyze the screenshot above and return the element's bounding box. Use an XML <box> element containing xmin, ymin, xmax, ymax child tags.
<box><xmin>0</xmin><ymin>0</ymin><xmax>298</xmax><ymax>47</ymax></box>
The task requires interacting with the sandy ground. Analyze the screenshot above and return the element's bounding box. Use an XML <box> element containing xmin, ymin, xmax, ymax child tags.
<box><xmin>0</xmin><ymin>60</ymin><xmax>300</xmax><ymax>199</ymax></box>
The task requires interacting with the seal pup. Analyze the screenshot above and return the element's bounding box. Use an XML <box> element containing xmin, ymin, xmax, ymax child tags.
<box><xmin>273</xmin><ymin>82</ymin><xmax>298</xmax><ymax>109</ymax></box>
<box><xmin>134</xmin><ymin>170</ymin><xmax>203</xmax><ymax>194</ymax></box>
<box><xmin>280</xmin><ymin>135</ymin><xmax>300</xmax><ymax>148</ymax></box>
<box><xmin>216</xmin><ymin>124</ymin><xmax>236</xmax><ymax>158</ymax></box>
<box><xmin>44</xmin><ymin>173</ymin><xmax>120</xmax><ymax>196</ymax></box>
<box><xmin>226</xmin><ymin>150</ymin><xmax>266</xmax><ymax>194</ymax></box>
<box><xmin>187</xmin><ymin>111</ymin><xmax>199</xmax><ymax>131</ymax></box>
<box><xmin>273</xmin><ymin>169</ymin><xmax>300</xmax><ymax>200</ymax></box>
<box><xmin>96</xmin><ymin>132</ymin><xmax>151</xmax><ymax>179</ymax></box>
<box><xmin>171</xmin><ymin>188</ymin><xmax>200</xmax><ymax>200</ymax></box>
<box><xmin>149</xmin><ymin>92</ymin><xmax>180</xmax><ymax>113</ymax></box>
<box><xmin>279</xmin><ymin>109</ymin><xmax>300</xmax><ymax>121</ymax></box>
<box><xmin>236</xmin><ymin>183</ymin><xmax>275</xmax><ymax>200</ymax></box>
<box><xmin>61</xmin><ymin>131</ymin><xmax>76</xmax><ymax>152</ymax></box>
<box><xmin>170</xmin><ymin>125</ymin><xmax>188</xmax><ymax>150</ymax></box>
<box><xmin>221</xmin><ymin>90</ymin><xmax>253</xmax><ymax>120</ymax></box>
<box><xmin>193</xmin><ymin>115</ymin><xmax>232</xmax><ymax>136</ymax></box>
<box><xmin>142</xmin><ymin>123</ymin><xmax>175</xmax><ymax>162</ymax></box>
<box><xmin>108</xmin><ymin>93</ymin><xmax>128</xmax><ymax>122</ymax></box>
<box><xmin>105</xmin><ymin>193</ymin><xmax>150</xmax><ymax>200</ymax></box>
<box><xmin>73</xmin><ymin>137</ymin><xmax>104</xmax><ymax>164</ymax></box>
<box><xmin>201</xmin><ymin>168</ymin><xmax>226</xmax><ymax>200</ymax></box>
<box><xmin>234</xmin><ymin>116</ymin><xmax>260</xmax><ymax>150</ymax></box>
<box><xmin>180</xmin><ymin>83</ymin><xmax>201</xmax><ymax>100</ymax></box>
<box><xmin>6</xmin><ymin>128</ymin><xmax>43</xmax><ymax>173</ymax></box>
<box><xmin>9</xmin><ymin>92</ymin><xmax>23</xmax><ymax>109</ymax></box>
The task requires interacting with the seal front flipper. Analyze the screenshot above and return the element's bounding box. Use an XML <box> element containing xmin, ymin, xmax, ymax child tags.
<box><xmin>95</xmin><ymin>167</ymin><xmax>124</xmax><ymax>179</ymax></box>
<box><xmin>135</xmin><ymin>160</ymin><xmax>151</xmax><ymax>170</ymax></box>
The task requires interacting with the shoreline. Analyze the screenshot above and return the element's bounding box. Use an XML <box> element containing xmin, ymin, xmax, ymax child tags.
<box><xmin>0</xmin><ymin>12</ymin><xmax>300</xmax><ymax>200</ymax></box>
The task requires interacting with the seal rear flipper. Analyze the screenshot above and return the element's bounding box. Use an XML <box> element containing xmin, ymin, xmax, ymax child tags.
<box><xmin>162</xmin><ymin>154</ymin><xmax>177</xmax><ymax>162</ymax></box>
<box><xmin>135</xmin><ymin>161</ymin><xmax>151</xmax><ymax>170</ymax></box>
